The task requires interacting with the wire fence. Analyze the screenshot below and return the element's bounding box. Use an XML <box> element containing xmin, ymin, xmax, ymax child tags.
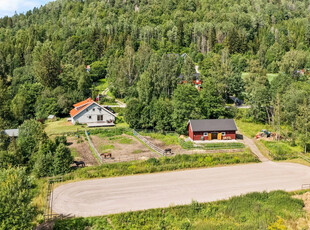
<box><xmin>85</xmin><ymin>129</ymin><xmax>103</xmax><ymax>164</ymax></box>
<box><xmin>133</xmin><ymin>130</ymin><xmax>165</xmax><ymax>156</ymax></box>
<box><xmin>44</xmin><ymin>177</ymin><xmax>63</xmax><ymax>222</ymax></box>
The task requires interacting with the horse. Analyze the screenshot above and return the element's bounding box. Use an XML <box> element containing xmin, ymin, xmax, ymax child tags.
<box><xmin>73</xmin><ymin>161</ymin><xmax>85</xmax><ymax>167</ymax></box>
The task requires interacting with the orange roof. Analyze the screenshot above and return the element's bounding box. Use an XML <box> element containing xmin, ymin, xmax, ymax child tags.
<box><xmin>70</xmin><ymin>98</ymin><xmax>94</xmax><ymax>117</ymax></box>
<box><xmin>73</xmin><ymin>98</ymin><xmax>93</xmax><ymax>108</ymax></box>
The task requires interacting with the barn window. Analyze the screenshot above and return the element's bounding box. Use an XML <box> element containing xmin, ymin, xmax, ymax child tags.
<box><xmin>88</xmin><ymin>116</ymin><xmax>92</xmax><ymax>119</ymax></box>
<box><xmin>203</xmin><ymin>132</ymin><xmax>208</xmax><ymax>136</ymax></box>
<box><xmin>221</xmin><ymin>132</ymin><xmax>226</xmax><ymax>136</ymax></box>
<box><xmin>93</xmin><ymin>108</ymin><xmax>95</xmax><ymax>111</ymax></box>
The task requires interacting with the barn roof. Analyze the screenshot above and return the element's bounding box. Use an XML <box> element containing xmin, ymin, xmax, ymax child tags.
<box><xmin>188</xmin><ymin>119</ymin><xmax>237</xmax><ymax>132</ymax></box>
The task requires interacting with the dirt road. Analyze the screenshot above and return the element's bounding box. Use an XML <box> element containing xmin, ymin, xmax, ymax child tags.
<box><xmin>53</xmin><ymin>162</ymin><xmax>310</xmax><ymax>217</ymax></box>
<box><xmin>242</xmin><ymin>136</ymin><xmax>270</xmax><ymax>162</ymax></box>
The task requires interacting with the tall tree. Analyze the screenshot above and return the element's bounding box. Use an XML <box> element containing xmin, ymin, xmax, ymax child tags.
<box><xmin>172</xmin><ymin>84</ymin><xmax>202</xmax><ymax>133</ymax></box>
<box><xmin>0</xmin><ymin>167</ymin><xmax>35</xmax><ymax>229</ymax></box>
<box><xmin>54</xmin><ymin>143</ymin><xmax>73</xmax><ymax>175</ymax></box>
<box><xmin>33</xmin><ymin>41</ymin><xmax>60</xmax><ymax>88</ymax></box>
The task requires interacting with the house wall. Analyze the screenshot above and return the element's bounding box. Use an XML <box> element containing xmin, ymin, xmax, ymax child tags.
<box><xmin>72</xmin><ymin>103</ymin><xmax>115</xmax><ymax>124</ymax></box>
<box><xmin>189</xmin><ymin>128</ymin><xmax>236</xmax><ymax>141</ymax></box>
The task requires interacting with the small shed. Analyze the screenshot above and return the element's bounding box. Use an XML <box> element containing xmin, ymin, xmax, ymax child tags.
<box><xmin>188</xmin><ymin>119</ymin><xmax>237</xmax><ymax>141</ymax></box>
<box><xmin>48</xmin><ymin>115</ymin><xmax>56</xmax><ymax>120</ymax></box>
<box><xmin>3</xmin><ymin>129</ymin><xmax>19</xmax><ymax>138</ymax></box>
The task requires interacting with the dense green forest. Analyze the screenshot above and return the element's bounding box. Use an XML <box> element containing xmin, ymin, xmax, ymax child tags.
<box><xmin>0</xmin><ymin>0</ymin><xmax>309</xmax><ymax>148</ymax></box>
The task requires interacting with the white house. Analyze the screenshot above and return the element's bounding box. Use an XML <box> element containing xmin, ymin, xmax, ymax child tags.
<box><xmin>70</xmin><ymin>98</ymin><xmax>116</xmax><ymax>127</ymax></box>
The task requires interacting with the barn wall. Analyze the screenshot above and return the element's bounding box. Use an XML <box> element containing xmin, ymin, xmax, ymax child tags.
<box><xmin>189</xmin><ymin>124</ymin><xmax>194</xmax><ymax>140</ymax></box>
<box><xmin>192</xmin><ymin>131</ymin><xmax>236</xmax><ymax>141</ymax></box>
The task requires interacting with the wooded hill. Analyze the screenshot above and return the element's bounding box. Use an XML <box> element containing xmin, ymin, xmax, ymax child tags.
<box><xmin>0</xmin><ymin>0</ymin><xmax>309</xmax><ymax>145</ymax></box>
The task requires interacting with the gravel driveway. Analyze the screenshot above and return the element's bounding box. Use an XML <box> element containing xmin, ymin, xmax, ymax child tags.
<box><xmin>53</xmin><ymin>161</ymin><xmax>310</xmax><ymax>217</ymax></box>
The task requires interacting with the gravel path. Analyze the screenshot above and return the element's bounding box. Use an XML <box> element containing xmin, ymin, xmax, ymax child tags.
<box><xmin>242</xmin><ymin>136</ymin><xmax>269</xmax><ymax>162</ymax></box>
<box><xmin>53</xmin><ymin>162</ymin><xmax>310</xmax><ymax>217</ymax></box>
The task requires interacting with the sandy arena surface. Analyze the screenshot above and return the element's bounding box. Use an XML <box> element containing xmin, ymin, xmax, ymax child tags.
<box><xmin>53</xmin><ymin>161</ymin><xmax>310</xmax><ymax>217</ymax></box>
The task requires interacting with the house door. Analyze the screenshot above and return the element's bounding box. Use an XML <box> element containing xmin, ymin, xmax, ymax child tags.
<box><xmin>211</xmin><ymin>132</ymin><xmax>218</xmax><ymax>140</ymax></box>
<box><xmin>97</xmin><ymin>115</ymin><xmax>103</xmax><ymax>121</ymax></box>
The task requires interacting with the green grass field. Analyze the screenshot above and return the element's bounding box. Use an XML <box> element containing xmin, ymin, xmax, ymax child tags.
<box><xmin>44</xmin><ymin>119</ymin><xmax>129</xmax><ymax>135</ymax></box>
<box><xmin>53</xmin><ymin>190</ymin><xmax>306</xmax><ymax>229</ymax></box>
<box><xmin>235</xmin><ymin>119</ymin><xmax>273</xmax><ymax>138</ymax></box>
<box><xmin>139</xmin><ymin>132</ymin><xmax>179</xmax><ymax>145</ymax></box>
<box><xmin>44</xmin><ymin>119</ymin><xmax>84</xmax><ymax>135</ymax></box>
<box><xmin>261</xmin><ymin>140</ymin><xmax>304</xmax><ymax>160</ymax></box>
<box><xmin>241</xmin><ymin>72</ymin><xmax>279</xmax><ymax>83</ymax></box>
<box><xmin>95</xmin><ymin>78</ymin><xmax>108</xmax><ymax>92</ymax></box>
<box><xmin>62</xmin><ymin>150</ymin><xmax>258</xmax><ymax>181</ymax></box>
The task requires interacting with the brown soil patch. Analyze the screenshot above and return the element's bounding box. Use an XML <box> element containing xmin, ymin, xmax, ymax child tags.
<box><xmin>294</xmin><ymin>192</ymin><xmax>310</xmax><ymax>213</ymax></box>
<box><xmin>67</xmin><ymin>136</ymin><xmax>99</xmax><ymax>166</ymax></box>
<box><xmin>290</xmin><ymin>192</ymin><xmax>310</xmax><ymax>228</ymax></box>
<box><xmin>91</xmin><ymin>134</ymin><xmax>159</xmax><ymax>163</ymax></box>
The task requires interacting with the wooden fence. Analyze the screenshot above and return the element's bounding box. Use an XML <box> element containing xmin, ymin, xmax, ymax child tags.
<box><xmin>133</xmin><ymin>130</ymin><xmax>165</xmax><ymax>156</ymax></box>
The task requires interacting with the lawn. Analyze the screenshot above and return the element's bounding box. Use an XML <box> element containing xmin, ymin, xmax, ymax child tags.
<box><xmin>95</xmin><ymin>78</ymin><xmax>108</xmax><ymax>92</ymax></box>
<box><xmin>53</xmin><ymin>190</ymin><xmax>306</xmax><ymax>229</ymax></box>
<box><xmin>267</xmin><ymin>73</ymin><xmax>279</xmax><ymax>82</ymax></box>
<box><xmin>235</xmin><ymin>119</ymin><xmax>273</xmax><ymax>138</ymax></box>
<box><xmin>44</xmin><ymin>119</ymin><xmax>84</xmax><ymax>135</ymax></box>
<box><xmin>44</xmin><ymin>119</ymin><xmax>129</xmax><ymax>135</ymax></box>
<box><xmin>242</xmin><ymin>72</ymin><xmax>279</xmax><ymax>83</ymax></box>
<box><xmin>139</xmin><ymin>132</ymin><xmax>179</xmax><ymax>145</ymax></box>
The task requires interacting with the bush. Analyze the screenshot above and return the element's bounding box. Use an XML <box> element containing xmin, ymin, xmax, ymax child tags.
<box><xmin>55</xmin><ymin>135</ymin><xmax>67</xmax><ymax>146</ymax></box>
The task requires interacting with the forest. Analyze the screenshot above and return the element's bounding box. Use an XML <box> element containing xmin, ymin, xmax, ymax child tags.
<box><xmin>0</xmin><ymin>0</ymin><xmax>310</xmax><ymax>228</ymax></box>
<box><xmin>0</xmin><ymin>0</ymin><xmax>309</xmax><ymax>135</ymax></box>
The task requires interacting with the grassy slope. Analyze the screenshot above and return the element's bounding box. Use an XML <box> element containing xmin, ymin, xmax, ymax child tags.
<box><xmin>62</xmin><ymin>150</ymin><xmax>258</xmax><ymax>181</ymax></box>
<box><xmin>95</xmin><ymin>78</ymin><xmax>108</xmax><ymax>92</ymax></box>
<box><xmin>53</xmin><ymin>190</ymin><xmax>305</xmax><ymax>229</ymax></box>
<box><xmin>235</xmin><ymin>119</ymin><xmax>273</xmax><ymax>138</ymax></box>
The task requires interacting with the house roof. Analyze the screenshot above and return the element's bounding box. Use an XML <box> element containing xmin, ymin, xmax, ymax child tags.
<box><xmin>70</xmin><ymin>98</ymin><xmax>116</xmax><ymax>118</ymax></box>
<box><xmin>189</xmin><ymin>119</ymin><xmax>237</xmax><ymax>132</ymax></box>
<box><xmin>73</xmin><ymin>97</ymin><xmax>93</xmax><ymax>108</ymax></box>
<box><xmin>3</xmin><ymin>129</ymin><xmax>19</xmax><ymax>137</ymax></box>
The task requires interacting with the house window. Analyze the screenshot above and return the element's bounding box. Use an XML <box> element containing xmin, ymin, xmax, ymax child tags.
<box><xmin>88</xmin><ymin>116</ymin><xmax>92</xmax><ymax>119</ymax></box>
<box><xmin>221</xmin><ymin>132</ymin><xmax>226</xmax><ymax>136</ymax></box>
<box><xmin>97</xmin><ymin>115</ymin><xmax>103</xmax><ymax>121</ymax></box>
<box><xmin>93</xmin><ymin>108</ymin><xmax>95</xmax><ymax>111</ymax></box>
<box><xmin>98</xmin><ymin>108</ymin><xmax>102</xmax><ymax>111</ymax></box>
<box><xmin>203</xmin><ymin>132</ymin><xmax>208</xmax><ymax>136</ymax></box>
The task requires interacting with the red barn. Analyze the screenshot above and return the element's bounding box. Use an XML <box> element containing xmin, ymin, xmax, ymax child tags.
<box><xmin>188</xmin><ymin>119</ymin><xmax>237</xmax><ymax>141</ymax></box>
